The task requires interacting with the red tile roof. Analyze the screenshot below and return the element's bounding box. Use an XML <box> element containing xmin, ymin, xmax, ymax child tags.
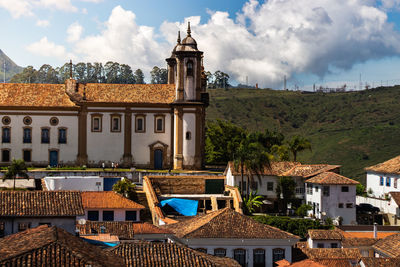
<box><xmin>390</xmin><ymin>192</ymin><xmax>400</xmax><ymax>206</ymax></box>
<box><xmin>282</xmin><ymin>164</ymin><xmax>341</xmax><ymax>178</ymax></box>
<box><xmin>0</xmin><ymin>225</ymin><xmax>124</xmax><ymax>266</ymax></box>
<box><xmin>341</xmin><ymin>238</ymin><xmax>378</xmax><ymax>247</ymax></box>
<box><xmin>305</xmin><ymin>172</ymin><xmax>359</xmax><ymax>185</ymax></box>
<box><xmin>373</xmin><ymin>233</ymin><xmax>400</xmax><ymax>257</ymax></box>
<box><xmin>300</xmin><ymin>248</ymin><xmax>361</xmax><ymax>260</ymax></box>
<box><xmin>81</xmin><ymin>191</ymin><xmax>145</xmax><ymax>209</ymax></box>
<box><xmin>308</xmin><ymin>229</ymin><xmax>343</xmax><ymax>240</ymax></box>
<box><xmin>0</xmin><ymin>83</ymin><xmax>77</xmax><ymax>108</ymax></box>
<box><xmin>0</xmin><ymin>191</ymin><xmax>84</xmax><ymax>216</ymax></box>
<box><xmin>78</xmin><ymin>83</ymin><xmax>176</xmax><ymax>104</ymax></box>
<box><xmin>112</xmin><ymin>241</ymin><xmax>241</xmax><ymax>267</ymax></box>
<box><xmin>162</xmin><ymin>208</ymin><xmax>299</xmax><ymax>239</ymax></box>
<box><xmin>360</xmin><ymin>257</ymin><xmax>400</xmax><ymax>267</ymax></box>
<box><xmin>227</xmin><ymin>161</ymin><xmax>301</xmax><ymax>176</ymax></box>
<box><xmin>365</xmin><ymin>155</ymin><xmax>400</xmax><ymax>175</ymax></box>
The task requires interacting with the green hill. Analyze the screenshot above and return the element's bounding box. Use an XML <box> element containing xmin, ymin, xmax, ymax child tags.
<box><xmin>207</xmin><ymin>86</ymin><xmax>400</xmax><ymax>183</ymax></box>
<box><xmin>0</xmin><ymin>49</ymin><xmax>23</xmax><ymax>82</ymax></box>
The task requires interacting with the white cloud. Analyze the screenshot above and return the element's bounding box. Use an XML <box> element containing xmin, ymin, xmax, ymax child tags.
<box><xmin>80</xmin><ymin>0</ymin><xmax>102</xmax><ymax>3</ymax></box>
<box><xmin>67</xmin><ymin>22</ymin><xmax>83</xmax><ymax>42</ymax></box>
<box><xmin>0</xmin><ymin>0</ymin><xmax>33</xmax><ymax>18</ymax></box>
<box><xmin>36</xmin><ymin>19</ymin><xmax>50</xmax><ymax>27</ymax></box>
<box><xmin>26</xmin><ymin>37</ymin><xmax>73</xmax><ymax>60</ymax></box>
<box><xmin>37</xmin><ymin>0</ymin><xmax>77</xmax><ymax>12</ymax></box>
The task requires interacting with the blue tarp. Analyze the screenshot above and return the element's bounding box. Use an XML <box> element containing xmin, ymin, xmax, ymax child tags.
<box><xmin>160</xmin><ymin>198</ymin><xmax>198</xmax><ymax>216</ymax></box>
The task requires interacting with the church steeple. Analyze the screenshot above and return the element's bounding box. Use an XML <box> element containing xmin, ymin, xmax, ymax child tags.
<box><xmin>177</xmin><ymin>31</ymin><xmax>181</xmax><ymax>44</ymax></box>
<box><xmin>187</xmin><ymin>22</ymin><xmax>191</xmax><ymax>37</ymax></box>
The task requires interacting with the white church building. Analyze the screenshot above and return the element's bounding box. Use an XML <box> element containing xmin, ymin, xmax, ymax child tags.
<box><xmin>0</xmin><ymin>25</ymin><xmax>208</xmax><ymax>170</ymax></box>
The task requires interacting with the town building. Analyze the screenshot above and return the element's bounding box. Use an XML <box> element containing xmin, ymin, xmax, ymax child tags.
<box><xmin>307</xmin><ymin>229</ymin><xmax>343</xmax><ymax>249</ymax></box>
<box><xmin>0</xmin><ymin>225</ymin><xmax>124</xmax><ymax>266</ymax></box>
<box><xmin>78</xmin><ymin>191</ymin><xmax>145</xmax><ymax>222</ymax></box>
<box><xmin>0</xmin><ymin>191</ymin><xmax>83</xmax><ymax>236</ymax></box>
<box><xmin>305</xmin><ymin>172</ymin><xmax>359</xmax><ymax>225</ymax></box>
<box><xmin>373</xmin><ymin>233</ymin><xmax>400</xmax><ymax>258</ymax></box>
<box><xmin>162</xmin><ymin>208</ymin><xmax>300</xmax><ymax>267</ymax></box>
<box><xmin>42</xmin><ymin>176</ymin><xmax>122</xmax><ymax>191</ymax></box>
<box><xmin>365</xmin><ymin>155</ymin><xmax>400</xmax><ymax>198</ymax></box>
<box><xmin>0</xmin><ymin>24</ymin><xmax>208</xmax><ymax>170</ymax></box>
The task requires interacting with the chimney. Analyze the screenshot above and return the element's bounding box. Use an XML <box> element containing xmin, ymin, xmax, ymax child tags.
<box><xmin>65</xmin><ymin>78</ymin><xmax>78</xmax><ymax>95</ymax></box>
<box><xmin>373</xmin><ymin>223</ymin><xmax>377</xmax><ymax>238</ymax></box>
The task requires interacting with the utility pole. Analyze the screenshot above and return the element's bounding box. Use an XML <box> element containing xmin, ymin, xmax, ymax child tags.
<box><xmin>284</xmin><ymin>75</ymin><xmax>286</xmax><ymax>90</ymax></box>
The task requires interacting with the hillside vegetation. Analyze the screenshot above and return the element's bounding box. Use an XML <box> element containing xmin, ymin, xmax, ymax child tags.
<box><xmin>0</xmin><ymin>49</ymin><xmax>23</xmax><ymax>82</ymax></box>
<box><xmin>207</xmin><ymin>86</ymin><xmax>400</xmax><ymax>183</ymax></box>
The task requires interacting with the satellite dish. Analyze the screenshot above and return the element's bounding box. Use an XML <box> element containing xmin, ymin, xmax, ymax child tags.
<box><xmin>78</xmin><ymin>219</ymin><xmax>87</xmax><ymax>225</ymax></box>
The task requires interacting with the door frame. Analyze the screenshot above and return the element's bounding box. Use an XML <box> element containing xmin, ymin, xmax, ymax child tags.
<box><xmin>48</xmin><ymin>149</ymin><xmax>59</xmax><ymax>167</ymax></box>
<box><xmin>149</xmin><ymin>141</ymin><xmax>168</xmax><ymax>169</ymax></box>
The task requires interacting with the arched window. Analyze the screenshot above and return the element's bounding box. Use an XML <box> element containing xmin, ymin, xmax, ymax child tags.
<box><xmin>214</xmin><ymin>248</ymin><xmax>226</xmax><ymax>257</ymax></box>
<box><xmin>234</xmin><ymin>249</ymin><xmax>246</xmax><ymax>267</ymax></box>
<box><xmin>253</xmin><ymin>249</ymin><xmax>265</xmax><ymax>267</ymax></box>
<box><xmin>187</xmin><ymin>60</ymin><xmax>193</xmax><ymax>76</ymax></box>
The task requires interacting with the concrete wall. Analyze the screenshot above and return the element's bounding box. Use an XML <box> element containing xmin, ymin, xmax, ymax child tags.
<box><xmin>2</xmin><ymin>217</ymin><xmax>76</xmax><ymax>236</ymax></box>
<box><xmin>150</xmin><ymin>177</ymin><xmax>215</xmax><ymax>194</ymax></box>
<box><xmin>366</xmin><ymin>172</ymin><xmax>400</xmax><ymax>198</ymax></box>
<box><xmin>0</xmin><ymin>112</ymin><xmax>79</xmax><ymax>166</ymax></box>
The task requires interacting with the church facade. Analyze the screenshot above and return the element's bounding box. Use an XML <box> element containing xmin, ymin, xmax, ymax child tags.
<box><xmin>0</xmin><ymin>26</ymin><xmax>208</xmax><ymax>170</ymax></box>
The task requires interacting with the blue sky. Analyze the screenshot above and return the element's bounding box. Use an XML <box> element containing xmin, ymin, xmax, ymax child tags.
<box><xmin>1</xmin><ymin>0</ymin><xmax>400</xmax><ymax>89</ymax></box>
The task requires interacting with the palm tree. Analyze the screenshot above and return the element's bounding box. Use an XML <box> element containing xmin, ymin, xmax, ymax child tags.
<box><xmin>232</xmin><ymin>135</ymin><xmax>250</xmax><ymax>197</ymax></box>
<box><xmin>287</xmin><ymin>136</ymin><xmax>311</xmax><ymax>162</ymax></box>
<box><xmin>112</xmin><ymin>178</ymin><xmax>136</xmax><ymax>199</ymax></box>
<box><xmin>244</xmin><ymin>191</ymin><xmax>263</xmax><ymax>214</ymax></box>
<box><xmin>4</xmin><ymin>159</ymin><xmax>29</xmax><ymax>190</ymax></box>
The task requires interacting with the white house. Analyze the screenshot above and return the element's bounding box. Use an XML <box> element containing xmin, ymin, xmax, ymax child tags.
<box><xmin>0</xmin><ymin>191</ymin><xmax>84</xmax><ymax>237</ymax></box>
<box><xmin>162</xmin><ymin>208</ymin><xmax>299</xmax><ymax>267</ymax></box>
<box><xmin>78</xmin><ymin>191</ymin><xmax>145</xmax><ymax>222</ymax></box>
<box><xmin>365</xmin><ymin>155</ymin><xmax>400</xmax><ymax>199</ymax></box>
<box><xmin>305</xmin><ymin>172</ymin><xmax>359</xmax><ymax>225</ymax></box>
<box><xmin>0</xmin><ymin>24</ymin><xmax>207</xmax><ymax>170</ymax></box>
<box><xmin>307</xmin><ymin>229</ymin><xmax>343</xmax><ymax>248</ymax></box>
<box><xmin>43</xmin><ymin>176</ymin><xmax>122</xmax><ymax>191</ymax></box>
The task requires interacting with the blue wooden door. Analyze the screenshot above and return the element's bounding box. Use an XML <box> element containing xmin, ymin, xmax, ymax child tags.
<box><xmin>154</xmin><ymin>149</ymin><xmax>163</xmax><ymax>169</ymax></box>
<box><xmin>49</xmin><ymin>151</ymin><xmax>58</xmax><ymax>167</ymax></box>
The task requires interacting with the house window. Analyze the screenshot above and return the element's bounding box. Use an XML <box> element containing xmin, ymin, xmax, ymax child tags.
<box><xmin>307</xmin><ymin>185</ymin><xmax>313</xmax><ymax>195</ymax></box>
<box><xmin>253</xmin><ymin>249</ymin><xmax>265</xmax><ymax>267</ymax></box>
<box><xmin>2</xmin><ymin>149</ymin><xmax>10</xmax><ymax>162</ymax></box>
<box><xmin>88</xmin><ymin>210</ymin><xmax>99</xmax><ymax>221</ymax></box>
<box><xmin>195</xmin><ymin>248</ymin><xmax>207</xmax><ymax>254</ymax></box>
<box><xmin>295</xmin><ymin>187</ymin><xmax>305</xmax><ymax>194</ymax></box>
<box><xmin>338</xmin><ymin>203</ymin><xmax>344</xmax><ymax>208</ymax></box>
<box><xmin>135</xmin><ymin>115</ymin><xmax>146</xmax><ymax>133</ymax></box>
<box><xmin>154</xmin><ymin>115</ymin><xmax>165</xmax><ymax>133</ymax></box>
<box><xmin>323</xmin><ymin>186</ymin><xmax>330</xmax><ymax>196</ymax></box>
<box><xmin>250</xmin><ymin>181</ymin><xmax>258</xmax><ymax>191</ymax></box>
<box><xmin>346</xmin><ymin>203</ymin><xmax>353</xmax><ymax>208</ymax></box>
<box><xmin>2</xmin><ymin>127</ymin><xmax>10</xmax><ymax>143</ymax></box>
<box><xmin>91</xmin><ymin>115</ymin><xmax>102</xmax><ymax>132</ymax></box>
<box><xmin>58</xmin><ymin>128</ymin><xmax>67</xmax><ymax>144</ymax></box>
<box><xmin>315</xmin><ymin>186</ymin><xmax>319</xmax><ymax>192</ymax></box>
<box><xmin>23</xmin><ymin>150</ymin><xmax>31</xmax><ymax>162</ymax></box>
<box><xmin>380</xmin><ymin>177</ymin><xmax>384</xmax><ymax>186</ymax></box>
<box><xmin>267</xmin><ymin>182</ymin><xmax>274</xmax><ymax>191</ymax></box>
<box><xmin>214</xmin><ymin>248</ymin><xmax>226</xmax><ymax>257</ymax></box>
<box><xmin>18</xmin><ymin>222</ymin><xmax>30</xmax><ymax>232</ymax></box>
<box><xmin>386</xmin><ymin>177</ymin><xmax>391</xmax><ymax>187</ymax></box>
<box><xmin>272</xmin><ymin>248</ymin><xmax>285</xmax><ymax>263</ymax></box>
<box><xmin>23</xmin><ymin>127</ymin><xmax>31</xmax><ymax>143</ymax></box>
<box><xmin>395</xmin><ymin>178</ymin><xmax>398</xmax><ymax>189</ymax></box>
<box><xmin>110</xmin><ymin>115</ymin><xmax>121</xmax><ymax>132</ymax></box>
<box><xmin>186</xmin><ymin>131</ymin><xmax>191</xmax><ymax>140</ymax></box>
<box><xmin>41</xmin><ymin>128</ymin><xmax>50</xmax><ymax>144</ymax></box>
<box><xmin>125</xmin><ymin>211</ymin><xmax>137</xmax><ymax>221</ymax></box>
<box><xmin>187</xmin><ymin>60</ymin><xmax>193</xmax><ymax>76</ymax></box>
<box><xmin>234</xmin><ymin>249</ymin><xmax>246</xmax><ymax>267</ymax></box>
<box><xmin>103</xmin><ymin>211</ymin><xmax>114</xmax><ymax>221</ymax></box>
<box><xmin>317</xmin><ymin>243</ymin><xmax>324</xmax><ymax>248</ymax></box>
<box><xmin>331</xmin><ymin>243</ymin><xmax>338</xmax><ymax>248</ymax></box>
<box><xmin>341</xmin><ymin>186</ymin><xmax>349</xmax><ymax>192</ymax></box>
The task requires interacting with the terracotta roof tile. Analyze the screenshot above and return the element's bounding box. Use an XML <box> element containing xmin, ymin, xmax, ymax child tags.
<box><xmin>111</xmin><ymin>241</ymin><xmax>241</xmax><ymax>267</ymax></box>
<box><xmin>308</xmin><ymin>229</ymin><xmax>343</xmax><ymax>240</ymax></box>
<box><xmin>287</xmin><ymin>259</ymin><xmax>326</xmax><ymax>267</ymax></box>
<box><xmin>305</xmin><ymin>172</ymin><xmax>359</xmax><ymax>185</ymax></box>
<box><xmin>81</xmin><ymin>191</ymin><xmax>145</xmax><ymax>209</ymax></box>
<box><xmin>0</xmin><ymin>83</ymin><xmax>77</xmax><ymax>108</ymax></box>
<box><xmin>373</xmin><ymin>233</ymin><xmax>400</xmax><ymax>257</ymax></box>
<box><xmin>341</xmin><ymin>232</ymin><xmax>397</xmax><ymax>239</ymax></box>
<box><xmin>0</xmin><ymin>225</ymin><xmax>124</xmax><ymax>266</ymax></box>
<box><xmin>390</xmin><ymin>192</ymin><xmax>400</xmax><ymax>206</ymax></box>
<box><xmin>227</xmin><ymin>161</ymin><xmax>301</xmax><ymax>176</ymax></box>
<box><xmin>365</xmin><ymin>155</ymin><xmax>400</xmax><ymax>175</ymax></box>
<box><xmin>300</xmin><ymin>248</ymin><xmax>361</xmax><ymax>260</ymax></box>
<box><xmin>282</xmin><ymin>165</ymin><xmax>341</xmax><ymax>178</ymax></box>
<box><xmin>361</xmin><ymin>257</ymin><xmax>400</xmax><ymax>267</ymax></box>
<box><xmin>162</xmin><ymin>208</ymin><xmax>299</xmax><ymax>239</ymax></box>
<box><xmin>77</xmin><ymin>221</ymin><xmax>171</xmax><ymax>239</ymax></box>
<box><xmin>0</xmin><ymin>191</ymin><xmax>84</xmax><ymax>216</ymax></box>
<box><xmin>78</xmin><ymin>83</ymin><xmax>176</xmax><ymax>104</ymax></box>
<box><xmin>341</xmin><ymin>238</ymin><xmax>378</xmax><ymax>247</ymax></box>
<box><xmin>315</xmin><ymin>259</ymin><xmax>355</xmax><ymax>267</ymax></box>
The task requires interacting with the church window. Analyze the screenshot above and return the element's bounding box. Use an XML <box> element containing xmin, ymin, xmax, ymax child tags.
<box><xmin>23</xmin><ymin>116</ymin><xmax>32</xmax><ymax>125</ymax></box>
<box><xmin>2</xmin><ymin>149</ymin><xmax>10</xmax><ymax>162</ymax></box>
<box><xmin>135</xmin><ymin>115</ymin><xmax>146</xmax><ymax>133</ymax></box>
<box><xmin>2</xmin><ymin>127</ymin><xmax>10</xmax><ymax>143</ymax></box>
<box><xmin>187</xmin><ymin>60</ymin><xmax>194</xmax><ymax>76</ymax></box>
<box><xmin>49</xmin><ymin>117</ymin><xmax>59</xmax><ymax>126</ymax></box>
<box><xmin>186</xmin><ymin>131</ymin><xmax>191</xmax><ymax>140</ymax></box>
<box><xmin>58</xmin><ymin>128</ymin><xmax>67</xmax><ymax>144</ymax></box>
<box><xmin>41</xmin><ymin>128</ymin><xmax>50</xmax><ymax>144</ymax></box>
<box><xmin>23</xmin><ymin>127</ymin><xmax>31</xmax><ymax>143</ymax></box>
<box><xmin>2</xmin><ymin>116</ymin><xmax>11</xmax><ymax>125</ymax></box>
<box><xmin>110</xmin><ymin>115</ymin><xmax>121</xmax><ymax>132</ymax></box>
<box><xmin>154</xmin><ymin>115</ymin><xmax>165</xmax><ymax>133</ymax></box>
<box><xmin>91</xmin><ymin>114</ymin><xmax>102</xmax><ymax>132</ymax></box>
